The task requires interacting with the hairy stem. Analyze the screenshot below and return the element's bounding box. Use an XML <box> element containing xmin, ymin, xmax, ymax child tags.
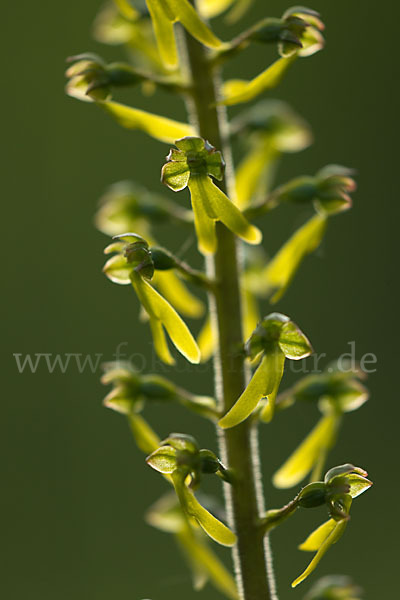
<box><xmin>179</xmin><ymin>26</ymin><xmax>278</xmax><ymax>600</ymax></box>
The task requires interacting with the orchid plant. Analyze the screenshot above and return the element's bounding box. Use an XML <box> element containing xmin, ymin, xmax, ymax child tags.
<box><xmin>67</xmin><ymin>1</ymin><xmax>371</xmax><ymax>598</ymax></box>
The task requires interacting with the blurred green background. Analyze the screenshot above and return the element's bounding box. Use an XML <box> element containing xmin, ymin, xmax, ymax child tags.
<box><xmin>3</xmin><ymin>1</ymin><xmax>398</xmax><ymax>599</ymax></box>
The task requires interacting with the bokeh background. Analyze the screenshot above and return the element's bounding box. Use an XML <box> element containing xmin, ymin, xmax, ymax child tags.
<box><xmin>3</xmin><ymin>1</ymin><xmax>398</xmax><ymax>599</ymax></box>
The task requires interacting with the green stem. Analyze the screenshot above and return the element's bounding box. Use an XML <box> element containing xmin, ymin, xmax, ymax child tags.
<box><xmin>262</xmin><ymin>499</ymin><xmax>299</xmax><ymax>535</ymax></box>
<box><xmin>179</xmin><ymin>24</ymin><xmax>278</xmax><ymax>600</ymax></box>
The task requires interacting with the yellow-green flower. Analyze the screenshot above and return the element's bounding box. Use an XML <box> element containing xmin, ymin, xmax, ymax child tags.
<box><xmin>220</xmin><ymin>8</ymin><xmax>325</xmax><ymax>106</ymax></box>
<box><xmin>232</xmin><ymin>100</ymin><xmax>312</xmax><ymax>209</ymax></box>
<box><xmin>161</xmin><ymin>137</ymin><xmax>262</xmax><ymax>255</ymax></box>
<box><xmin>103</xmin><ymin>234</ymin><xmax>200</xmax><ymax>364</ymax></box>
<box><xmin>147</xmin><ymin>434</ymin><xmax>237</xmax><ymax>547</ymax></box>
<box><xmin>219</xmin><ymin>313</ymin><xmax>313</xmax><ymax>428</ymax></box>
<box><xmin>273</xmin><ymin>363</ymin><xmax>369</xmax><ymax>488</ymax></box>
<box><xmin>292</xmin><ymin>465</ymin><xmax>372</xmax><ymax>587</ymax></box>
<box><xmin>96</xmin><ymin>181</ymin><xmax>203</xmax><ymax>318</ymax></box>
<box><xmin>65</xmin><ymin>56</ymin><xmax>194</xmax><ymax>144</ymax></box>
<box><xmin>102</xmin><ymin>361</ymin><xmax>217</xmax><ymax>420</ymax></box>
<box><xmin>65</xmin><ymin>53</ymin><xmax>143</xmax><ymax>102</ymax></box>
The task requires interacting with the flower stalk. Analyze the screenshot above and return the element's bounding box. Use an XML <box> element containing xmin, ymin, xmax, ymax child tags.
<box><xmin>180</xmin><ymin>20</ymin><xmax>277</xmax><ymax>600</ymax></box>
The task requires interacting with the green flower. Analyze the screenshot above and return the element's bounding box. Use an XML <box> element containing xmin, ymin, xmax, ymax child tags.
<box><xmin>275</xmin><ymin>165</ymin><xmax>356</xmax><ymax>216</ymax></box>
<box><xmin>96</xmin><ymin>181</ymin><xmax>203</xmax><ymax>318</ymax></box>
<box><xmin>220</xmin><ymin>8</ymin><xmax>325</xmax><ymax>106</ymax></box>
<box><xmin>219</xmin><ymin>313</ymin><xmax>313</xmax><ymax>428</ymax></box>
<box><xmin>65</xmin><ymin>53</ymin><xmax>143</xmax><ymax>102</ymax></box>
<box><xmin>103</xmin><ymin>234</ymin><xmax>200</xmax><ymax>364</ymax></box>
<box><xmin>162</xmin><ymin>137</ymin><xmax>262</xmax><ymax>255</ymax></box>
<box><xmin>147</xmin><ymin>434</ymin><xmax>237</xmax><ymax>547</ymax></box>
<box><xmin>273</xmin><ymin>363</ymin><xmax>369</xmax><ymax>488</ymax></box>
<box><xmin>102</xmin><ymin>361</ymin><xmax>217</xmax><ymax>420</ymax></box>
<box><xmin>247</xmin><ymin>7</ymin><xmax>325</xmax><ymax>59</ymax></box>
<box><xmin>243</xmin><ymin>165</ymin><xmax>356</xmax><ymax>303</ymax></box>
<box><xmin>232</xmin><ymin>100</ymin><xmax>313</xmax><ymax>209</ymax></box>
<box><xmin>292</xmin><ymin>465</ymin><xmax>372</xmax><ymax>588</ymax></box>
<box><xmin>65</xmin><ymin>55</ymin><xmax>194</xmax><ymax>144</ymax></box>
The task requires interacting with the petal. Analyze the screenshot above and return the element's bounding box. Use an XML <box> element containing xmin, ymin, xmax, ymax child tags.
<box><xmin>168</xmin><ymin>0</ymin><xmax>224</xmax><ymax>49</ymax></box>
<box><xmin>113</xmin><ymin>0</ymin><xmax>138</xmax><ymax>19</ymax></box>
<box><xmin>173</xmin><ymin>473</ymin><xmax>237</xmax><ymax>547</ymax></box>
<box><xmin>153</xmin><ymin>270</ymin><xmax>204</xmax><ymax>318</ymax></box>
<box><xmin>221</xmin><ymin>57</ymin><xmax>295</xmax><ymax>106</ymax></box>
<box><xmin>263</xmin><ymin>214</ymin><xmax>327</xmax><ymax>303</ymax></box>
<box><xmin>197</xmin><ymin>0</ymin><xmax>234</xmax><ymax>19</ymax></box>
<box><xmin>149</xmin><ymin>316</ymin><xmax>176</xmax><ymax>365</ymax></box>
<box><xmin>272</xmin><ymin>414</ymin><xmax>340</xmax><ymax>489</ymax></box>
<box><xmin>99</xmin><ymin>100</ymin><xmax>194</xmax><ymax>143</ymax></box>
<box><xmin>128</xmin><ymin>413</ymin><xmax>161</xmax><ymax>454</ymax></box>
<box><xmin>219</xmin><ymin>349</ymin><xmax>285</xmax><ymax>429</ymax></box>
<box><xmin>299</xmin><ymin>518</ymin><xmax>336</xmax><ymax>552</ymax></box>
<box><xmin>146</xmin><ymin>0</ymin><xmax>178</xmax><ymax>68</ymax></box>
<box><xmin>190</xmin><ymin>175</ymin><xmax>262</xmax><ymax>246</ymax></box>
<box><xmin>132</xmin><ymin>273</ymin><xmax>201</xmax><ymax>363</ymax></box>
<box><xmin>292</xmin><ymin>519</ymin><xmax>348</xmax><ymax>588</ymax></box>
<box><xmin>188</xmin><ymin>178</ymin><xmax>217</xmax><ymax>255</ymax></box>
<box><xmin>235</xmin><ymin>141</ymin><xmax>277</xmax><ymax>209</ymax></box>
<box><xmin>243</xmin><ymin>290</ymin><xmax>260</xmax><ymax>341</ymax></box>
<box><xmin>226</xmin><ymin>0</ymin><xmax>254</xmax><ymax>23</ymax></box>
<box><xmin>176</xmin><ymin>526</ymin><xmax>238</xmax><ymax>599</ymax></box>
